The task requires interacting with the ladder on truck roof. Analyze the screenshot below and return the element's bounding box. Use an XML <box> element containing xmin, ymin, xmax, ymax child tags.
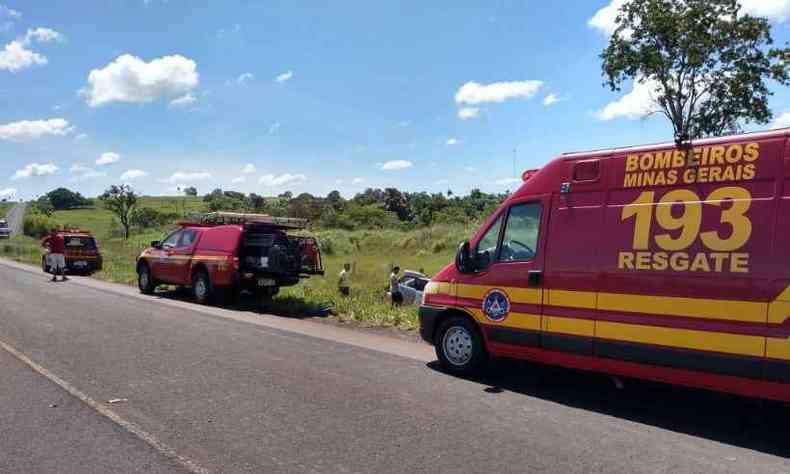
<box><xmin>199</xmin><ymin>212</ymin><xmax>307</xmax><ymax>229</ymax></box>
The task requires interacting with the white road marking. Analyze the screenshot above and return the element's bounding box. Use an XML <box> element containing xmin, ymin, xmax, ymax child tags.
<box><xmin>0</xmin><ymin>337</ymin><xmax>210</xmax><ymax>474</ymax></box>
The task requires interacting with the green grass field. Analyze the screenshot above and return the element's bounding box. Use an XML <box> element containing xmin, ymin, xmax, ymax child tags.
<box><xmin>0</xmin><ymin>202</ymin><xmax>11</xmax><ymax>219</ymax></box>
<box><xmin>1</xmin><ymin>197</ymin><xmax>473</xmax><ymax>330</ymax></box>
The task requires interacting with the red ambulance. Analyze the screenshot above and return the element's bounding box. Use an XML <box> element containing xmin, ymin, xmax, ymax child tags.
<box><xmin>419</xmin><ymin>128</ymin><xmax>790</xmax><ymax>402</ymax></box>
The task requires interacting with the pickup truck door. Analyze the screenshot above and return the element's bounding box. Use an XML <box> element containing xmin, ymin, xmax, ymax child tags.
<box><xmin>169</xmin><ymin>229</ymin><xmax>199</xmax><ymax>285</ymax></box>
<box><xmin>154</xmin><ymin>230</ymin><xmax>183</xmax><ymax>284</ymax></box>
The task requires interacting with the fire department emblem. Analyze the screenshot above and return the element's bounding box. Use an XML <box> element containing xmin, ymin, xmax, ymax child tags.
<box><xmin>482</xmin><ymin>289</ymin><xmax>510</xmax><ymax>322</ymax></box>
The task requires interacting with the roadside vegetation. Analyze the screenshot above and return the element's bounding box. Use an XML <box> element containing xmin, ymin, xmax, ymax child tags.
<box><xmin>0</xmin><ymin>201</ymin><xmax>11</xmax><ymax>219</ymax></box>
<box><xmin>2</xmin><ymin>187</ymin><xmax>498</xmax><ymax>330</ymax></box>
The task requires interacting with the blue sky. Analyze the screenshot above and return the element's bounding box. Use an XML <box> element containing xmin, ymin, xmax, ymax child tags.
<box><xmin>0</xmin><ymin>0</ymin><xmax>788</xmax><ymax>200</ymax></box>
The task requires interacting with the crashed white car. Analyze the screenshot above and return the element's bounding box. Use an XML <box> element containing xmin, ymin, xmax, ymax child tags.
<box><xmin>386</xmin><ymin>270</ymin><xmax>430</xmax><ymax>306</ymax></box>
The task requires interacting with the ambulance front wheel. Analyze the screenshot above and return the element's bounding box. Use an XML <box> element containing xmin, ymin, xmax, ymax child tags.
<box><xmin>435</xmin><ymin>316</ymin><xmax>488</xmax><ymax>375</ymax></box>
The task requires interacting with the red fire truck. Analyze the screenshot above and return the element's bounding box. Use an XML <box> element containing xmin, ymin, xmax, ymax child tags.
<box><xmin>420</xmin><ymin>128</ymin><xmax>790</xmax><ymax>402</ymax></box>
<box><xmin>136</xmin><ymin>212</ymin><xmax>323</xmax><ymax>305</ymax></box>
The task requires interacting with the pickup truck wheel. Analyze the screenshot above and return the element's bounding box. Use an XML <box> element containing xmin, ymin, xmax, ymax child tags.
<box><xmin>434</xmin><ymin>316</ymin><xmax>488</xmax><ymax>375</ymax></box>
<box><xmin>137</xmin><ymin>263</ymin><xmax>156</xmax><ymax>294</ymax></box>
<box><xmin>192</xmin><ymin>271</ymin><xmax>213</xmax><ymax>305</ymax></box>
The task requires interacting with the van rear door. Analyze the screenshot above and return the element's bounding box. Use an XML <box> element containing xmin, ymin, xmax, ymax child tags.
<box><xmin>459</xmin><ymin>194</ymin><xmax>549</xmax><ymax>351</ymax></box>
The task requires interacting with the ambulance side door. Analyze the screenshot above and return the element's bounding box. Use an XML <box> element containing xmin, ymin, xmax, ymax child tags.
<box><xmin>463</xmin><ymin>195</ymin><xmax>550</xmax><ymax>348</ymax></box>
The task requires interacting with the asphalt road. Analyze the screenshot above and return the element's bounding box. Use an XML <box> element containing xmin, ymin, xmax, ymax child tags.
<box><xmin>4</xmin><ymin>202</ymin><xmax>27</xmax><ymax>236</ymax></box>
<box><xmin>0</xmin><ymin>258</ymin><xmax>788</xmax><ymax>473</ymax></box>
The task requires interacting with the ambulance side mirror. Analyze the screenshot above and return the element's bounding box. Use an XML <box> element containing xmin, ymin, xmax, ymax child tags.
<box><xmin>151</xmin><ymin>240</ymin><xmax>162</xmax><ymax>249</ymax></box>
<box><xmin>455</xmin><ymin>241</ymin><xmax>472</xmax><ymax>273</ymax></box>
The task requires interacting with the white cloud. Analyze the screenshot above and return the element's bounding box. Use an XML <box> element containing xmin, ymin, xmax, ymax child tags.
<box><xmin>74</xmin><ymin>133</ymin><xmax>88</xmax><ymax>142</ymax></box>
<box><xmin>543</xmin><ymin>93</ymin><xmax>564</xmax><ymax>106</ymax></box>
<box><xmin>96</xmin><ymin>152</ymin><xmax>120</xmax><ymax>166</ymax></box>
<box><xmin>120</xmin><ymin>169</ymin><xmax>147</xmax><ymax>181</ymax></box>
<box><xmin>445</xmin><ymin>138</ymin><xmax>459</xmax><ymax>146</ymax></box>
<box><xmin>275</xmin><ymin>70</ymin><xmax>293</xmax><ymax>83</ymax></box>
<box><xmin>259</xmin><ymin>173</ymin><xmax>306</xmax><ymax>187</ymax></box>
<box><xmin>231</xmin><ymin>176</ymin><xmax>246</xmax><ymax>184</ymax></box>
<box><xmin>740</xmin><ymin>0</ymin><xmax>790</xmax><ymax>22</ymax></box>
<box><xmin>0</xmin><ymin>187</ymin><xmax>17</xmax><ymax>199</ymax></box>
<box><xmin>25</xmin><ymin>27</ymin><xmax>62</xmax><ymax>43</ymax></box>
<box><xmin>169</xmin><ymin>92</ymin><xmax>196</xmax><ymax>108</ymax></box>
<box><xmin>70</xmin><ymin>164</ymin><xmax>106</xmax><ymax>181</ymax></box>
<box><xmin>455</xmin><ymin>80</ymin><xmax>543</xmax><ymax>105</ymax></box>
<box><xmin>457</xmin><ymin>107</ymin><xmax>480</xmax><ymax>120</ymax></box>
<box><xmin>352</xmin><ymin>177</ymin><xmax>365</xmax><ymax>184</ymax></box>
<box><xmin>268</xmin><ymin>121</ymin><xmax>281</xmax><ymax>135</ymax></box>
<box><xmin>163</xmin><ymin>171</ymin><xmax>212</xmax><ymax>183</ymax></box>
<box><xmin>0</xmin><ymin>118</ymin><xmax>73</xmax><ymax>141</ymax></box>
<box><xmin>12</xmin><ymin>162</ymin><xmax>58</xmax><ymax>180</ymax></box>
<box><xmin>236</xmin><ymin>72</ymin><xmax>254</xmax><ymax>85</ymax></box>
<box><xmin>0</xmin><ymin>28</ymin><xmax>63</xmax><ymax>73</ymax></box>
<box><xmin>81</xmin><ymin>54</ymin><xmax>199</xmax><ymax>107</ymax></box>
<box><xmin>595</xmin><ymin>78</ymin><xmax>661</xmax><ymax>121</ymax></box>
<box><xmin>590</xmin><ymin>0</ymin><xmax>789</xmax><ymax>38</ymax></box>
<box><xmin>588</xmin><ymin>0</ymin><xmax>630</xmax><ymax>36</ymax></box>
<box><xmin>771</xmin><ymin>111</ymin><xmax>790</xmax><ymax>129</ymax></box>
<box><xmin>380</xmin><ymin>160</ymin><xmax>413</xmax><ymax>171</ymax></box>
<box><xmin>495</xmin><ymin>177</ymin><xmax>521</xmax><ymax>186</ymax></box>
<box><xmin>242</xmin><ymin>163</ymin><xmax>256</xmax><ymax>174</ymax></box>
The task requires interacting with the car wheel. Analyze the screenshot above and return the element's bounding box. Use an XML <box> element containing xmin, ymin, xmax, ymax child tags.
<box><xmin>137</xmin><ymin>263</ymin><xmax>156</xmax><ymax>295</ymax></box>
<box><xmin>434</xmin><ymin>316</ymin><xmax>488</xmax><ymax>375</ymax></box>
<box><xmin>192</xmin><ymin>271</ymin><xmax>213</xmax><ymax>305</ymax></box>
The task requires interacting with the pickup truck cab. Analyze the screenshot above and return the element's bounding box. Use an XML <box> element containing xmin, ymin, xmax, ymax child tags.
<box><xmin>136</xmin><ymin>212</ymin><xmax>323</xmax><ymax>305</ymax></box>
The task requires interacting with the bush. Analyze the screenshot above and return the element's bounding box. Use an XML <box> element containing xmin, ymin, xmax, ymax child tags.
<box><xmin>23</xmin><ymin>213</ymin><xmax>57</xmax><ymax>238</ymax></box>
<box><xmin>131</xmin><ymin>207</ymin><xmax>179</xmax><ymax>230</ymax></box>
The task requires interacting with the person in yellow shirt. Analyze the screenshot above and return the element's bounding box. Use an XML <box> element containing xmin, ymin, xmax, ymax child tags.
<box><xmin>338</xmin><ymin>263</ymin><xmax>351</xmax><ymax>296</ymax></box>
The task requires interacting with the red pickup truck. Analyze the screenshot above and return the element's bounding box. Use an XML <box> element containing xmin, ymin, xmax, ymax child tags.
<box><xmin>136</xmin><ymin>213</ymin><xmax>323</xmax><ymax>305</ymax></box>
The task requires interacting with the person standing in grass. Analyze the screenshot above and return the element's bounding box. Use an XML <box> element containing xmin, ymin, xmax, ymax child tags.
<box><xmin>338</xmin><ymin>263</ymin><xmax>351</xmax><ymax>297</ymax></box>
<box><xmin>41</xmin><ymin>229</ymin><xmax>67</xmax><ymax>282</ymax></box>
<box><xmin>389</xmin><ymin>266</ymin><xmax>403</xmax><ymax>307</ymax></box>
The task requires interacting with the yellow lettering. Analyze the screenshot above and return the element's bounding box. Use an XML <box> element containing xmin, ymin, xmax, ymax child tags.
<box><xmin>635</xmin><ymin>252</ymin><xmax>651</xmax><ymax>270</ymax></box>
<box><xmin>618</xmin><ymin>252</ymin><xmax>635</xmax><ymax>270</ymax></box>
<box><xmin>725</xmin><ymin>144</ymin><xmax>743</xmax><ymax>164</ymax></box>
<box><xmin>709</xmin><ymin>146</ymin><xmax>726</xmax><ymax>165</ymax></box>
<box><xmin>639</xmin><ymin>153</ymin><xmax>654</xmax><ymax>171</ymax></box>
<box><xmin>655</xmin><ymin>189</ymin><xmax>701</xmax><ymax>251</ymax></box>
<box><xmin>670</xmin><ymin>252</ymin><xmax>690</xmax><ymax>271</ymax></box>
<box><xmin>666</xmin><ymin>169</ymin><xmax>678</xmax><ymax>185</ymax></box>
<box><xmin>683</xmin><ymin>168</ymin><xmax>696</xmax><ymax>184</ymax></box>
<box><xmin>655</xmin><ymin>151</ymin><xmax>672</xmax><ymax>169</ymax></box>
<box><xmin>652</xmin><ymin>251</ymin><xmax>669</xmax><ymax>271</ymax></box>
<box><xmin>709</xmin><ymin>253</ymin><xmax>728</xmax><ymax>272</ymax></box>
<box><xmin>689</xmin><ymin>253</ymin><xmax>711</xmax><ymax>272</ymax></box>
<box><xmin>623</xmin><ymin>173</ymin><xmax>640</xmax><ymax>188</ymax></box>
<box><xmin>708</xmin><ymin>166</ymin><xmax>722</xmax><ymax>182</ymax></box>
<box><xmin>742</xmin><ymin>163</ymin><xmax>755</xmax><ymax>180</ymax></box>
<box><xmin>743</xmin><ymin>142</ymin><xmax>759</xmax><ymax>162</ymax></box>
<box><xmin>730</xmin><ymin>253</ymin><xmax>749</xmax><ymax>273</ymax></box>
<box><xmin>672</xmin><ymin>150</ymin><xmax>686</xmax><ymax>168</ymax></box>
<box><xmin>626</xmin><ymin>154</ymin><xmax>640</xmax><ymax>172</ymax></box>
<box><xmin>701</xmin><ymin>186</ymin><xmax>752</xmax><ymax>251</ymax></box>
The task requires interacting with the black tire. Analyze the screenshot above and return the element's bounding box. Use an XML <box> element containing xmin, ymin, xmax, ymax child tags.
<box><xmin>192</xmin><ymin>270</ymin><xmax>213</xmax><ymax>305</ymax></box>
<box><xmin>137</xmin><ymin>263</ymin><xmax>156</xmax><ymax>295</ymax></box>
<box><xmin>434</xmin><ymin>316</ymin><xmax>488</xmax><ymax>375</ymax></box>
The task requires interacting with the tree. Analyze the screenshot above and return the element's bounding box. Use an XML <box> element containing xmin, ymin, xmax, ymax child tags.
<box><xmin>183</xmin><ymin>186</ymin><xmax>198</xmax><ymax>197</ymax></box>
<box><xmin>601</xmin><ymin>0</ymin><xmax>789</xmax><ymax>141</ymax></box>
<box><xmin>100</xmin><ymin>185</ymin><xmax>138</xmax><ymax>239</ymax></box>
<box><xmin>46</xmin><ymin>187</ymin><xmax>89</xmax><ymax>210</ymax></box>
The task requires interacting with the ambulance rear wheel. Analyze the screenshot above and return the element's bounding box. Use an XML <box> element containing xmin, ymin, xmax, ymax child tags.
<box><xmin>435</xmin><ymin>316</ymin><xmax>487</xmax><ymax>375</ymax></box>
